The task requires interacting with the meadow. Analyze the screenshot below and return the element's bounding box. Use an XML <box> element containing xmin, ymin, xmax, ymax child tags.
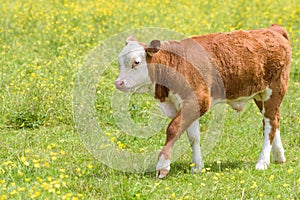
<box><xmin>0</xmin><ymin>0</ymin><xmax>300</xmax><ymax>199</ymax></box>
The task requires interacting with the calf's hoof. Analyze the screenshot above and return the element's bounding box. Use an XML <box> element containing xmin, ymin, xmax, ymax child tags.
<box><xmin>255</xmin><ymin>161</ymin><xmax>269</xmax><ymax>170</ymax></box>
<box><xmin>156</xmin><ymin>154</ymin><xmax>171</xmax><ymax>179</ymax></box>
<box><xmin>191</xmin><ymin>162</ymin><xmax>204</xmax><ymax>173</ymax></box>
<box><xmin>273</xmin><ymin>151</ymin><xmax>286</xmax><ymax>163</ymax></box>
<box><xmin>156</xmin><ymin>169</ymin><xmax>170</xmax><ymax>179</ymax></box>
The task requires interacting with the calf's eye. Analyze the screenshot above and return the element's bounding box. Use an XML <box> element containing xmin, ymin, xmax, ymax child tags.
<box><xmin>132</xmin><ymin>60</ymin><xmax>141</xmax><ymax>68</ymax></box>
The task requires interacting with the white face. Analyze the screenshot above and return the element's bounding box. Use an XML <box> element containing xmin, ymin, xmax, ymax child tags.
<box><xmin>115</xmin><ymin>41</ymin><xmax>151</xmax><ymax>93</ymax></box>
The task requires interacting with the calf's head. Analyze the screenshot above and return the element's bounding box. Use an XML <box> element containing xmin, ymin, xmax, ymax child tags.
<box><xmin>115</xmin><ymin>36</ymin><xmax>152</xmax><ymax>93</ymax></box>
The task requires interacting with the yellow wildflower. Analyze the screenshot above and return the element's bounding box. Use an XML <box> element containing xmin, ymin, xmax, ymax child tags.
<box><xmin>110</xmin><ymin>137</ymin><xmax>116</xmax><ymax>143</ymax></box>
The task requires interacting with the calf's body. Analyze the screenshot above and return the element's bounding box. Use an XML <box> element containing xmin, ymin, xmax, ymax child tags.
<box><xmin>115</xmin><ymin>25</ymin><xmax>291</xmax><ymax>178</ymax></box>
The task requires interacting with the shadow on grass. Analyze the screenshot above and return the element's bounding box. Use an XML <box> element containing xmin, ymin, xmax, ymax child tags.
<box><xmin>170</xmin><ymin>159</ymin><xmax>256</xmax><ymax>174</ymax></box>
<box><xmin>91</xmin><ymin>159</ymin><xmax>256</xmax><ymax>180</ymax></box>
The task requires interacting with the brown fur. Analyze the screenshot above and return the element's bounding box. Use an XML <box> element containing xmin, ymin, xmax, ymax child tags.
<box><xmin>155</xmin><ymin>84</ymin><xmax>169</xmax><ymax>102</ymax></box>
<box><xmin>145</xmin><ymin>25</ymin><xmax>291</xmax><ymax>171</ymax></box>
<box><xmin>190</xmin><ymin>24</ymin><xmax>291</xmax><ymax>100</ymax></box>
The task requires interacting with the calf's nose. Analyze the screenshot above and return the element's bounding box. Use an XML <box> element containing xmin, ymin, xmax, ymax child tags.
<box><xmin>115</xmin><ymin>79</ymin><xmax>124</xmax><ymax>89</ymax></box>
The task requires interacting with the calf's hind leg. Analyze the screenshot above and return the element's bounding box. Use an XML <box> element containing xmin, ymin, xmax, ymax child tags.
<box><xmin>254</xmin><ymin>90</ymin><xmax>286</xmax><ymax>170</ymax></box>
<box><xmin>187</xmin><ymin>120</ymin><xmax>204</xmax><ymax>173</ymax></box>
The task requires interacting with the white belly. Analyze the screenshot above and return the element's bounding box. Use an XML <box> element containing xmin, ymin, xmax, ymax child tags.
<box><xmin>211</xmin><ymin>87</ymin><xmax>272</xmax><ymax>112</ymax></box>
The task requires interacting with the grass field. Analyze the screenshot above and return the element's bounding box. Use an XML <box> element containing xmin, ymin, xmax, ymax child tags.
<box><xmin>0</xmin><ymin>0</ymin><xmax>300</xmax><ymax>199</ymax></box>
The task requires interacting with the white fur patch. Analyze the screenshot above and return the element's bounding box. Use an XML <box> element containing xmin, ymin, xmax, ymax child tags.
<box><xmin>272</xmin><ymin>129</ymin><xmax>286</xmax><ymax>163</ymax></box>
<box><xmin>156</xmin><ymin>154</ymin><xmax>171</xmax><ymax>171</ymax></box>
<box><xmin>158</xmin><ymin>92</ymin><xmax>182</xmax><ymax>118</ymax></box>
<box><xmin>257</xmin><ymin>87</ymin><xmax>272</xmax><ymax>114</ymax></box>
<box><xmin>255</xmin><ymin>117</ymin><xmax>272</xmax><ymax>170</ymax></box>
<box><xmin>116</xmin><ymin>42</ymin><xmax>152</xmax><ymax>92</ymax></box>
<box><xmin>263</xmin><ymin>87</ymin><xmax>273</xmax><ymax>101</ymax></box>
<box><xmin>264</xmin><ymin>117</ymin><xmax>272</xmax><ymax>135</ymax></box>
<box><xmin>159</xmin><ymin>101</ymin><xmax>177</xmax><ymax>118</ymax></box>
<box><xmin>211</xmin><ymin>87</ymin><xmax>273</xmax><ymax>113</ymax></box>
<box><xmin>187</xmin><ymin>120</ymin><xmax>203</xmax><ymax>172</ymax></box>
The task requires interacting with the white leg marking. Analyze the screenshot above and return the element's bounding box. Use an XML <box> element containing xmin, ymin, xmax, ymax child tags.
<box><xmin>256</xmin><ymin>117</ymin><xmax>272</xmax><ymax>170</ymax></box>
<box><xmin>272</xmin><ymin>129</ymin><xmax>286</xmax><ymax>163</ymax></box>
<box><xmin>156</xmin><ymin>154</ymin><xmax>171</xmax><ymax>179</ymax></box>
<box><xmin>187</xmin><ymin>120</ymin><xmax>203</xmax><ymax>173</ymax></box>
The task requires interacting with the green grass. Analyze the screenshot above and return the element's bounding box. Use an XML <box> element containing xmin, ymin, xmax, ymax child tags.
<box><xmin>0</xmin><ymin>0</ymin><xmax>300</xmax><ymax>199</ymax></box>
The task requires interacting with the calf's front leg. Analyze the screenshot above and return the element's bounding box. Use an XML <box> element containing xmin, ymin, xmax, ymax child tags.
<box><xmin>156</xmin><ymin>96</ymin><xmax>208</xmax><ymax>178</ymax></box>
<box><xmin>158</xmin><ymin>101</ymin><xmax>203</xmax><ymax>174</ymax></box>
<box><xmin>156</xmin><ymin>110</ymin><xmax>185</xmax><ymax>178</ymax></box>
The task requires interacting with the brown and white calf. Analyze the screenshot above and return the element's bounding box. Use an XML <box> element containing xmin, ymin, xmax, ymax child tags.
<box><xmin>115</xmin><ymin>25</ymin><xmax>291</xmax><ymax>178</ymax></box>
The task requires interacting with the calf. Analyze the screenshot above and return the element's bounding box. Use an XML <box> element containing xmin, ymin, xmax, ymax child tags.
<box><xmin>115</xmin><ymin>25</ymin><xmax>291</xmax><ymax>178</ymax></box>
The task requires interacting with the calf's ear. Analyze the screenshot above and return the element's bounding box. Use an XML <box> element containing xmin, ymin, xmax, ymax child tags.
<box><xmin>145</xmin><ymin>40</ymin><xmax>161</xmax><ymax>56</ymax></box>
<box><xmin>125</xmin><ymin>36</ymin><xmax>135</xmax><ymax>45</ymax></box>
